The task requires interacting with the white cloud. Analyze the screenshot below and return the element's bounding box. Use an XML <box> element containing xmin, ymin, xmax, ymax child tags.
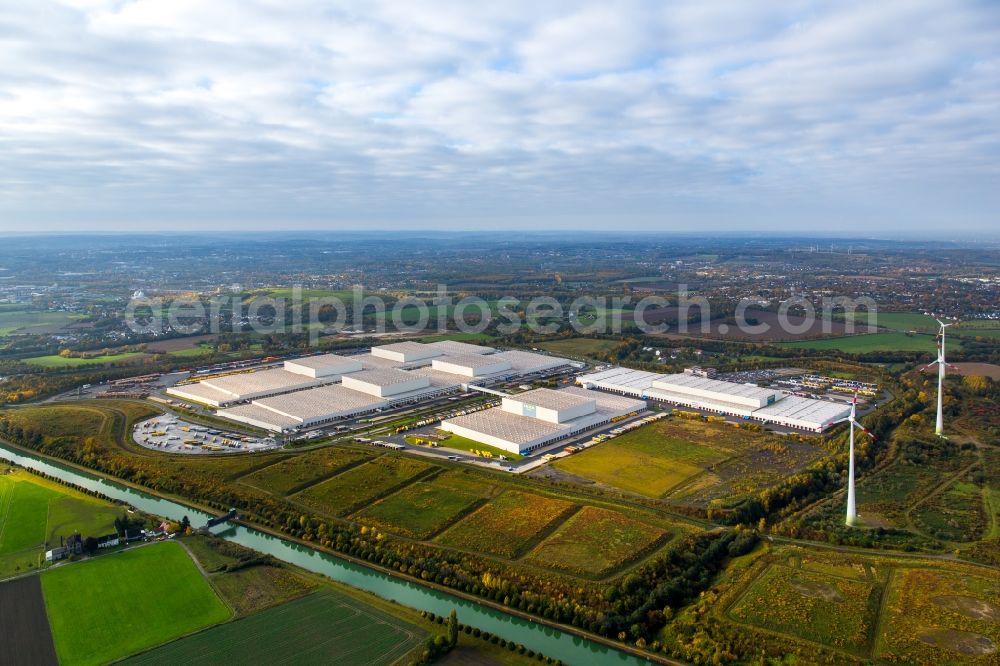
<box><xmin>0</xmin><ymin>0</ymin><xmax>997</xmax><ymax>232</ymax></box>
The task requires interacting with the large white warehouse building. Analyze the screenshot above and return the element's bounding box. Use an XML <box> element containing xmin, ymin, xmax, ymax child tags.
<box><xmin>441</xmin><ymin>386</ymin><xmax>645</xmax><ymax>455</ymax></box>
<box><xmin>170</xmin><ymin>342</ymin><xmax>573</xmax><ymax>433</ymax></box>
<box><xmin>577</xmin><ymin>367</ymin><xmax>850</xmax><ymax>432</ymax></box>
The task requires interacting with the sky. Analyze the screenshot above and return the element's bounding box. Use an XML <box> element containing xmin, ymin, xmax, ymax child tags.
<box><xmin>1</xmin><ymin>0</ymin><xmax>998</xmax><ymax>236</ymax></box>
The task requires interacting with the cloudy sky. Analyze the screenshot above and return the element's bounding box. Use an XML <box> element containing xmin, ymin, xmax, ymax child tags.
<box><xmin>1</xmin><ymin>0</ymin><xmax>998</xmax><ymax>235</ymax></box>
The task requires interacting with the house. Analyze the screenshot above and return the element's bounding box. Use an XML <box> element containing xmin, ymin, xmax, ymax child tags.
<box><xmin>96</xmin><ymin>534</ymin><xmax>120</xmax><ymax>549</ymax></box>
<box><xmin>45</xmin><ymin>546</ymin><xmax>68</xmax><ymax>562</ymax></box>
<box><xmin>125</xmin><ymin>527</ymin><xmax>144</xmax><ymax>543</ymax></box>
<box><xmin>66</xmin><ymin>532</ymin><xmax>84</xmax><ymax>555</ymax></box>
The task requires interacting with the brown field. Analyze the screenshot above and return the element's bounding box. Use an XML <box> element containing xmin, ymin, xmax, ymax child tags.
<box><xmin>0</xmin><ymin>576</ymin><xmax>57</xmax><ymax>666</ymax></box>
<box><xmin>145</xmin><ymin>334</ymin><xmax>217</xmax><ymax>352</ymax></box>
<box><xmin>640</xmin><ymin>308</ymin><xmax>854</xmax><ymax>341</ymax></box>
<box><xmin>947</xmin><ymin>363</ymin><xmax>1000</xmax><ymax>380</ymax></box>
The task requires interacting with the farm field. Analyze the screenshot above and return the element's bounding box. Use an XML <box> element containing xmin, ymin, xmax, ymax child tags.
<box><xmin>122</xmin><ymin>590</ymin><xmax>426</xmax><ymax>666</ymax></box>
<box><xmin>523</xmin><ymin>506</ymin><xmax>669</xmax><ymax>577</ymax></box>
<box><xmin>144</xmin><ymin>334</ymin><xmax>217</xmax><ymax>353</ymax></box>
<box><xmin>41</xmin><ymin>541</ymin><xmax>231</xmax><ymax>666</ymax></box>
<box><xmin>552</xmin><ymin>418</ymin><xmax>730</xmax><ymax>498</ymax></box>
<box><xmin>24</xmin><ymin>351</ymin><xmax>148</xmax><ymax>367</ymax></box>
<box><xmin>0</xmin><ymin>309</ymin><xmax>85</xmax><ymax>336</ymax></box>
<box><xmin>0</xmin><ymin>468</ymin><xmax>119</xmax><ymax>578</ymax></box>
<box><xmin>210</xmin><ymin>564</ymin><xmax>317</xmax><ymax>616</ymax></box>
<box><xmin>0</xmin><ymin>576</ymin><xmax>58</xmax><ymax>666</ymax></box>
<box><xmin>293</xmin><ymin>456</ymin><xmax>432</xmax><ymax>517</ymax></box>
<box><xmin>352</xmin><ymin>470</ymin><xmax>500</xmax><ymax>539</ymax></box>
<box><xmin>728</xmin><ymin>564</ymin><xmax>879</xmax><ymax>656</ymax></box>
<box><xmin>436</xmin><ymin>490</ymin><xmax>576</xmax><ymax>558</ymax></box>
<box><xmin>419</xmin><ymin>332</ymin><xmax>496</xmax><ymax>343</ymax></box>
<box><xmin>239</xmin><ymin>447</ymin><xmax>372</xmax><ymax>496</ymax></box>
<box><xmin>776</xmin><ymin>331</ymin><xmax>948</xmax><ymax>353</ymax></box>
<box><xmin>166</xmin><ymin>345</ymin><xmax>214</xmax><ymax>358</ymax></box>
<box><xmin>843</xmin><ymin>311</ymin><xmax>938</xmax><ymax>332</ymax></box>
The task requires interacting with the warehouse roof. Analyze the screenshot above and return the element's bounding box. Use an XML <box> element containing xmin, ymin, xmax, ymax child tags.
<box><xmin>284</xmin><ymin>354</ymin><xmax>360</xmax><ymax>371</ymax></box>
<box><xmin>359</xmin><ymin>353</ymin><xmax>407</xmax><ymax>370</ymax></box>
<box><xmin>217</xmin><ymin>403</ymin><xmax>301</xmax><ymax>429</ymax></box>
<box><xmin>167</xmin><ymin>382</ymin><xmax>234</xmax><ymax>404</ymax></box>
<box><xmin>492</xmin><ymin>350</ymin><xmax>569</xmax><ymax>372</ymax></box>
<box><xmin>559</xmin><ymin>386</ymin><xmax>646</xmax><ymax>412</ymax></box>
<box><xmin>506</xmin><ymin>387</ymin><xmax>594</xmax><ymax>411</ymax></box>
<box><xmin>345</xmin><ymin>368</ymin><xmax>425</xmax><ymax>387</ymax></box>
<box><xmin>427</xmin><ymin>340</ymin><xmax>496</xmax><ymax>355</ymax></box>
<box><xmin>578</xmin><ymin>367</ymin><xmax>664</xmax><ymax>391</ymax></box>
<box><xmin>408</xmin><ymin>367</ymin><xmax>466</xmax><ymax>389</ymax></box>
<box><xmin>751</xmin><ymin>394</ymin><xmax>851</xmax><ymax>425</ymax></box>
<box><xmin>445</xmin><ymin>409</ymin><xmax>566</xmax><ymax>445</ymax></box>
<box><xmin>434</xmin><ymin>354</ymin><xmax>509</xmax><ymax>369</ymax></box>
<box><xmin>652</xmin><ymin>374</ymin><xmax>778</xmax><ymax>401</ymax></box>
<box><xmin>254</xmin><ymin>384</ymin><xmax>386</xmax><ymax>420</ymax></box>
<box><xmin>201</xmin><ymin>368</ymin><xmax>320</xmax><ymax>397</ymax></box>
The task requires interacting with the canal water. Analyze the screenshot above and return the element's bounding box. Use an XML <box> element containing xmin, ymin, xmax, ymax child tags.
<box><xmin>0</xmin><ymin>442</ymin><xmax>652</xmax><ymax>666</ymax></box>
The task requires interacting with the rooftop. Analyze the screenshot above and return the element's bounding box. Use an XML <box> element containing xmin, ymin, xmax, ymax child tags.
<box><xmin>217</xmin><ymin>403</ymin><xmax>300</xmax><ymax>429</ymax></box>
<box><xmin>343</xmin><ymin>368</ymin><xmax>425</xmax><ymax>387</ymax></box>
<box><xmin>201</xmin><ymin>368</ymin><xmax>320</xmax><ymax>396</ymax></box>
<box><xmin>506</xmin><ymin>387</ymin><xmax>594</xmax><ymax>411</ymax></box>
<box><xmin>492</xmin><ymin>349</ymin><xmax>569</xmax><ymax>372</ymax></box>
<box><xmin>751</xmin><ymin>394</ymin><xmax>852</xmax><ymax>425</ymax></box>
<box><xmin>427</xmin><ymin>340</ymin><xmax>496</xmax><ymax>355</ymax></box>
<box><xmin>434</xmin><ymin>353</ymin><xmax>510</xmax><ymax>368</ymax></box>
<box><xmin>445</xmin><ymin>409</ymin><xmax>566</xmax><ymax>445</ymax></box>
<box><xmin>284</xmin><ymin>353</ymin><xmax>360</xmax><ymax>370</ymax></box>
<box><xmin>652</xmin><ymin>373</ymin><xmax>778</xmax><ymax>400</ymax></box>
<box><xmin>254</xmin><ymin>384</ymin><xmax>386</xmax><ymax>420</ymax></box>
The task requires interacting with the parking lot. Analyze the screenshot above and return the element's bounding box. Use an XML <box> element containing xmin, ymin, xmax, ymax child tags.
<box><xmin>133</xmin><ymin>415</ymin><xmax>279</xmax><ymax>454</ymax></box>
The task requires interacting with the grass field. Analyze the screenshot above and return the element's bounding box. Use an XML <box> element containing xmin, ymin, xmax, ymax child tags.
<box><xmin>122</xmin><ymin>590</ymin><xmax>426</xmax><ymax>666</ymax></box>
<box><xmin>0</xmin><ymin>469</ymin><xmax>119</xmax><ymax>578</ymax></box>
<box><xmin>352</xmin><ymin>471</ymin><xmax>499</xmax><ymax>539</ymax></box>
<box><xmin>167</xmin><ymin>345</ymin><xmax>215</xmax><ymax>358</ymax></box>
<box><xmin>433</xmin><ymin>433</ymin><xmax>524</xmax><ymax>461</ymax></box>
<box><xmin>41</xmin><ymin>542</ymin><xmax>231</xmax><ymax>666</ymax></box>
<box><xmin>843</xmin><ymin>311</ymin><xmax>938</xmax><ymax>332</ymax></box>
<box><xmin>209</xmin><ymin>564</ymin><xmax>317</xmax><ymax>616</ymax></box>
<box><xmin>523</xmin><ymin>507</ymin><xmax>668</xmax><ymax>577</ymax></box>
<box><xmin>776</xmin><ymin>332</ymin><xmax>948</xmax><ymax>353</ymax></box>
<box><xmin>419</xmin><ymin>332</ymin><xmax>496</xmax><ymax>342</ymax></box>
<box><xmin>294</xmin><ymin>456</ymin><xmax>432</xmax><ymax>517</ymax></box>
<box><xmin>878</xmin><ymin>567</ymin><xmax>1000</xmax><ymax>663</ymax></box>
<box><xmin>536</xmin><ymin>337</ymin><xmax>619</xmax><ymax>359</ymax></box>
<box><xmin>728</xmin><ymin>565</ymin><xmax>879</xmax><ymax>656</ymax></box>
<box><xmin>0</xmin><ymin>310</ymin><xmax>85</xmax><ymax>336</ymax></box>
<box><xmin>240</xmin><ymin>448</ymin><xmax>372</xmax><ymax>496</ymax></box>
<box><xmin>552</xmin><ymin>419</ymin><xmax>731</xmax><ymax>498</ymax></box>
<box><xmin>435</xmin><ymin>490</ymin><xmax>576</xmax><ymax>558</ymax></box>
<box><xmin>24</xmin><ymin>351</ymin><xmax>147</xmax><ymax>367</ymax></box>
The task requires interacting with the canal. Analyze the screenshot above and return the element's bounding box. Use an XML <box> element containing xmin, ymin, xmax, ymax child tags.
<box><xmin>0</xmin><ymin>441</ymin><xmax>655</xmax><ymax>666</ymax></box>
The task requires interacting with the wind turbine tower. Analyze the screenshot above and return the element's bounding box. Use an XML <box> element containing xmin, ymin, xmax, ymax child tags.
<box><xmin>830</xmin><ymin>394</ymin><xmax>874</xmax><ymax>526</ymax></box>
<box><xmin>923</xmin><ymin>318</ymin><xmax>955</xmax><ymax>437</ymax></box>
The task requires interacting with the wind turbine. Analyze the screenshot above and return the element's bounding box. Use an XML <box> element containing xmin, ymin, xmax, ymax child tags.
<box><xmin>828</xmin><ymin>394</ymin><xmax>874</xmax><ymax>526</ymax></box>
<box><xmin>923</xmin><ymin>318</ymin><xmax>956</xmax><ymax>437</ymax></box>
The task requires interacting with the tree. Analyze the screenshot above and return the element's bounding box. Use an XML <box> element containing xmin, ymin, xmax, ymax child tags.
<box><xmin>180</xmin><ymin>515</ymin><xmax>191</xmax><ymax>531</ymax></box>
<box><xmin>447</xmin><ymin>609</ymin><xmax>458</xmax><ymax>647</ymax></box>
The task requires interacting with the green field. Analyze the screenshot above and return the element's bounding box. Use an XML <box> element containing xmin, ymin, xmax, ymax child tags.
<box><xmin>240</xmin><ymin>448</ymin><xmax>371</xmax><ymax>496</ymax></box>
<box><xmin>536</xmin><ymin>337</ymin><xmax>620</xmax><ymax>359</ymax></box>
<box><xmin>435</xmin><ymin>490</ymin><xmax>576</xmax><ymax>558</ymax></box>
<box><xmin>167</xmin><ymin>345</ymin><xmax>215</xmax><ymax>358</ymax></box>
<box><xmin>122</xmin><ymin>590</ymin><xmax>425</xmax><ymax>666</ymax></box>
<box><xmin>419</xmin><ymin>332</ymin><xmax>496</xmax><ymax>342</ymax></box>
<box><xmin>777</xmin><ymin>332</ymin><xmax>948</xmax><ymax>353</ymax></box>
<box><xmin>294</xmin><ymin>457</ymin><xmax>432</xmax><ymax>517</ymax></box>
<box><xmin>553</xmin><ymin>421</ymin><xmax>730</xmax><ymax>498</ymax></box>
<box><xmin>0</xmin><ymin>310</ymin><xmax>85</xmax><ymax>336</ymax></box>
<box><xmin>728</xmin><ymin>565</ymin><xmax>879</xmax><ymax>656</ymax></box>
<box><xmin>41</xmin><ymin>542</ymin><xmax>231</xmax><ymax>666</ymax></box>
<box><xmin>352</xmin><ymin>471</ymin><xmax>498</xmax><ymax>539</ymax></box>
<box><xmin>843</xmin><ymin>311</ymin><xmax>938</xmax><ymax>332</ymax></box>
<box><xmin>24</xmin><ymin>351</ymin><xmax>147</xmax><ymax>367</ymax></box>
<box><xmin>0</xmin><ymin>469</ymin><xmax>119</xmax><ymax>578</ymax></box>
<box><xmin>523</xmin><ymin>506</ymin><xmax>668</xmax><ymax>577</ymax></box>
<box><xmin>432</xmin><ymin>433</ymin><xmax>524</xmax><ymax>461</ymax></box>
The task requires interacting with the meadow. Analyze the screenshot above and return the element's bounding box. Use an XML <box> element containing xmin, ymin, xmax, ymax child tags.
<box><xmin>122</xmin><ymin>590</ymin><xmax>425</xmax><ymax>666</ymax></box>
<box><xmin>24</xmin><ymin>351</ymin><xmax>148</xmax><ymax>368</ymax></box>
<box><xmin>843</xmin><ymin>311</ymin><xmax>938</xmax><ymax>332</ymax></box>
<box><xmin>433</xmin><ymin>432</ymin><xmax>524</xmax><ymax>460</ymax></box>
<box><xmin>523</xmin><ymin>506</ymin><xmax>668</xmax><ymax>577</ymax></box>
<box><xmin>351</xmin><ymin>470</ymin><xmax>499</xmax><ymax>539</ymax></box>
<box><xmin>728</xmin><ymin>564</ymin><xmax>879</xmax><ymax>656</ymax></box>
<box><xmin>0</xmin><ymin>468</ymin><xmax>119</xmax><ymax>578</ymax></box>
<box><xmin>435</xmin><ymin>490</ymin><xmax>576</xmax><ymax>558</ymax></box>
<box><xmin>293</xmin><ymin>456</ymin><xmax>433</xmax><ymax>517</ymax></box>
<box><xmin>239</xmin><ymin>447</ymin><xmax>372</xmax><ymax>496</ymax></box>
<box><xmin>776</xmin><ymin>331</ymin><xmax>948</xmax><ymax>353</ymax></box>
<box><xmin>877</xmin><ymin>567</ymin><xmax>1000</xmax><ymax>663</ymax></box>
<box><xmin>41</xmin><ymin>541</ymin><xmax>231</xmax><ymax>666</ymax></box>
<box><xmin>553</xmin><ymin>419</ymin><xmax>731</xmax><ymax>498</ymax></box>
<box><xmin>0</xmin><ymin>309</ymin><xmax>85</xmax><ymax>336</ymax></box>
